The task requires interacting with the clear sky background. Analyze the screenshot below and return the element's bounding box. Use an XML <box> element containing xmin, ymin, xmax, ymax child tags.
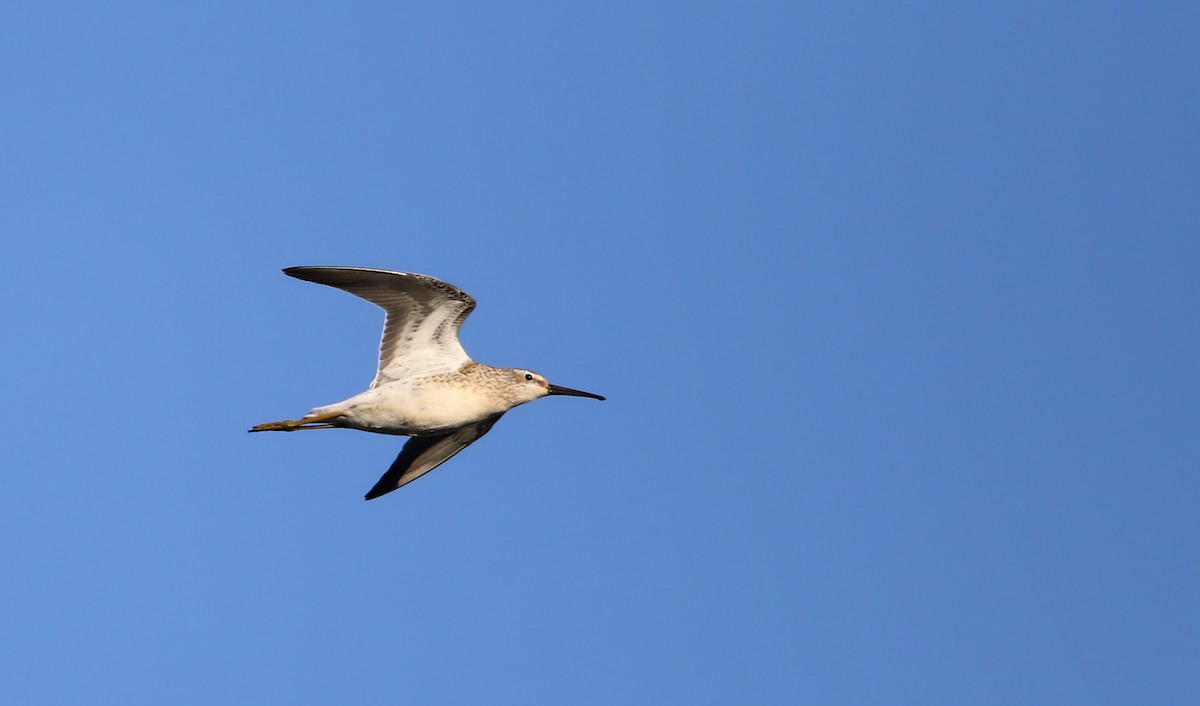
<box><xmin>2</xmin><ymin>2</ymin><xmax>1197</xmax><ymax>704</ymax></box>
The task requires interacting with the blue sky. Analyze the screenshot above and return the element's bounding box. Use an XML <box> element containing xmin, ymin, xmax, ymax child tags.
<box><xmin>2</xmin><ymin>2</ymin><xmax>1197</xmax><ymax>703</ymax></box>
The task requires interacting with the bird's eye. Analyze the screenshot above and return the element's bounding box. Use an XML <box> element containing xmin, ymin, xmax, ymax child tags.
<box><xmin>525</xmin><ymin>373</ymin><xmax>533</xmax><ymax>381</ymax></box>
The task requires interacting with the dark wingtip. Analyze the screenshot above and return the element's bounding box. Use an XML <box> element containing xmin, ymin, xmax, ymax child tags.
<box><xmin>282</xmin><ymin>266</ymin><xmax>339</xmax><ymax>281</ymax></box>
<box><xmin>364</xmin><ymin>482</ymin><xmax>395</xmax><ymax>501</ymax></box>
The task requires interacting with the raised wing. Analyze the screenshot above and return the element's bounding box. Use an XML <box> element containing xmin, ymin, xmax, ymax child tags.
<box><xmin>284</xmin><ymin>266</ymin><xmax>476</xmax><ymax>386</ymax></box>
<box><xmin>364</xmin><ymin>414</ymin><xmax>505</xmax><ymax>500</ymax></box>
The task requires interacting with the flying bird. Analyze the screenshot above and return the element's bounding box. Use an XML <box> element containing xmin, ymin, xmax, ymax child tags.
<box><xmin>250</xmin><ymin>266</ymin><xmax>605</xmax><ymax>500</ymax></box>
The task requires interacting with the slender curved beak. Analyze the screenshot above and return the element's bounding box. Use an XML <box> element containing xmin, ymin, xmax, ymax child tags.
<box><xmin>547</xmin><ymin>384</ymin><xmax>606</xmax><ymax>401</ymax></box>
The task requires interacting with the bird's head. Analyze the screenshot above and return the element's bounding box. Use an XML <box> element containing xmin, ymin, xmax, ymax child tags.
<box><xmin>508</xmin><ymin>368</ymin><xmax>606</xmax><ymax>405</ymax></box>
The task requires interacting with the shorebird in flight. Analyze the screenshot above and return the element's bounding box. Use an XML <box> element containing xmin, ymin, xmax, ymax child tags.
<box><xmin>250</xmin><ymin>266</ymin><xmax>605</xmax><ymax>500</ymax></box>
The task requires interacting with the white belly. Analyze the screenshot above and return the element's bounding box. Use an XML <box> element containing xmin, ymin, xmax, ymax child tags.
<box><xmin>313</xmin><ymin>382</ymin><xmax>502</xmax><ymax>435</ymax></box>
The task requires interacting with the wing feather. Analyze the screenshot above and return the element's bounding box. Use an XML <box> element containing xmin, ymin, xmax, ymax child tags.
<box><xmin>364</xmin><ymin>414</ymin><xmax>505</xmax><ymax>500</ymax></box>
<box><xmin>283</xmin><ymin>266</ymin><xmax>476</xmax><ymax>385</ymax></box>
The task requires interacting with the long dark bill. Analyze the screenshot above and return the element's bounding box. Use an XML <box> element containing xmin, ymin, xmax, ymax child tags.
<box><xmin>547</xmin><ymin>384</ymin><xmax>606</xmax><ymax>401</ymax></box>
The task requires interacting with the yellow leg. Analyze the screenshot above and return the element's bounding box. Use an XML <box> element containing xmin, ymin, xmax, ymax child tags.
<box><xmin>248</xmin><ymin>410</ymin><xmax>342</xmax><ymax>433</ymax></box>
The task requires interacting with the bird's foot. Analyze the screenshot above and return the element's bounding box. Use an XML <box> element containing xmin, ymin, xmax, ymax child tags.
<box><xmin>249</xmin><ymin>419</ymin><xmax>305</xmax><ymax>432</ymax></box>
<box><xmin>249</xmin><ymin>411</ymin><xmax>343</xmax><ymax>433</ymax></box>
